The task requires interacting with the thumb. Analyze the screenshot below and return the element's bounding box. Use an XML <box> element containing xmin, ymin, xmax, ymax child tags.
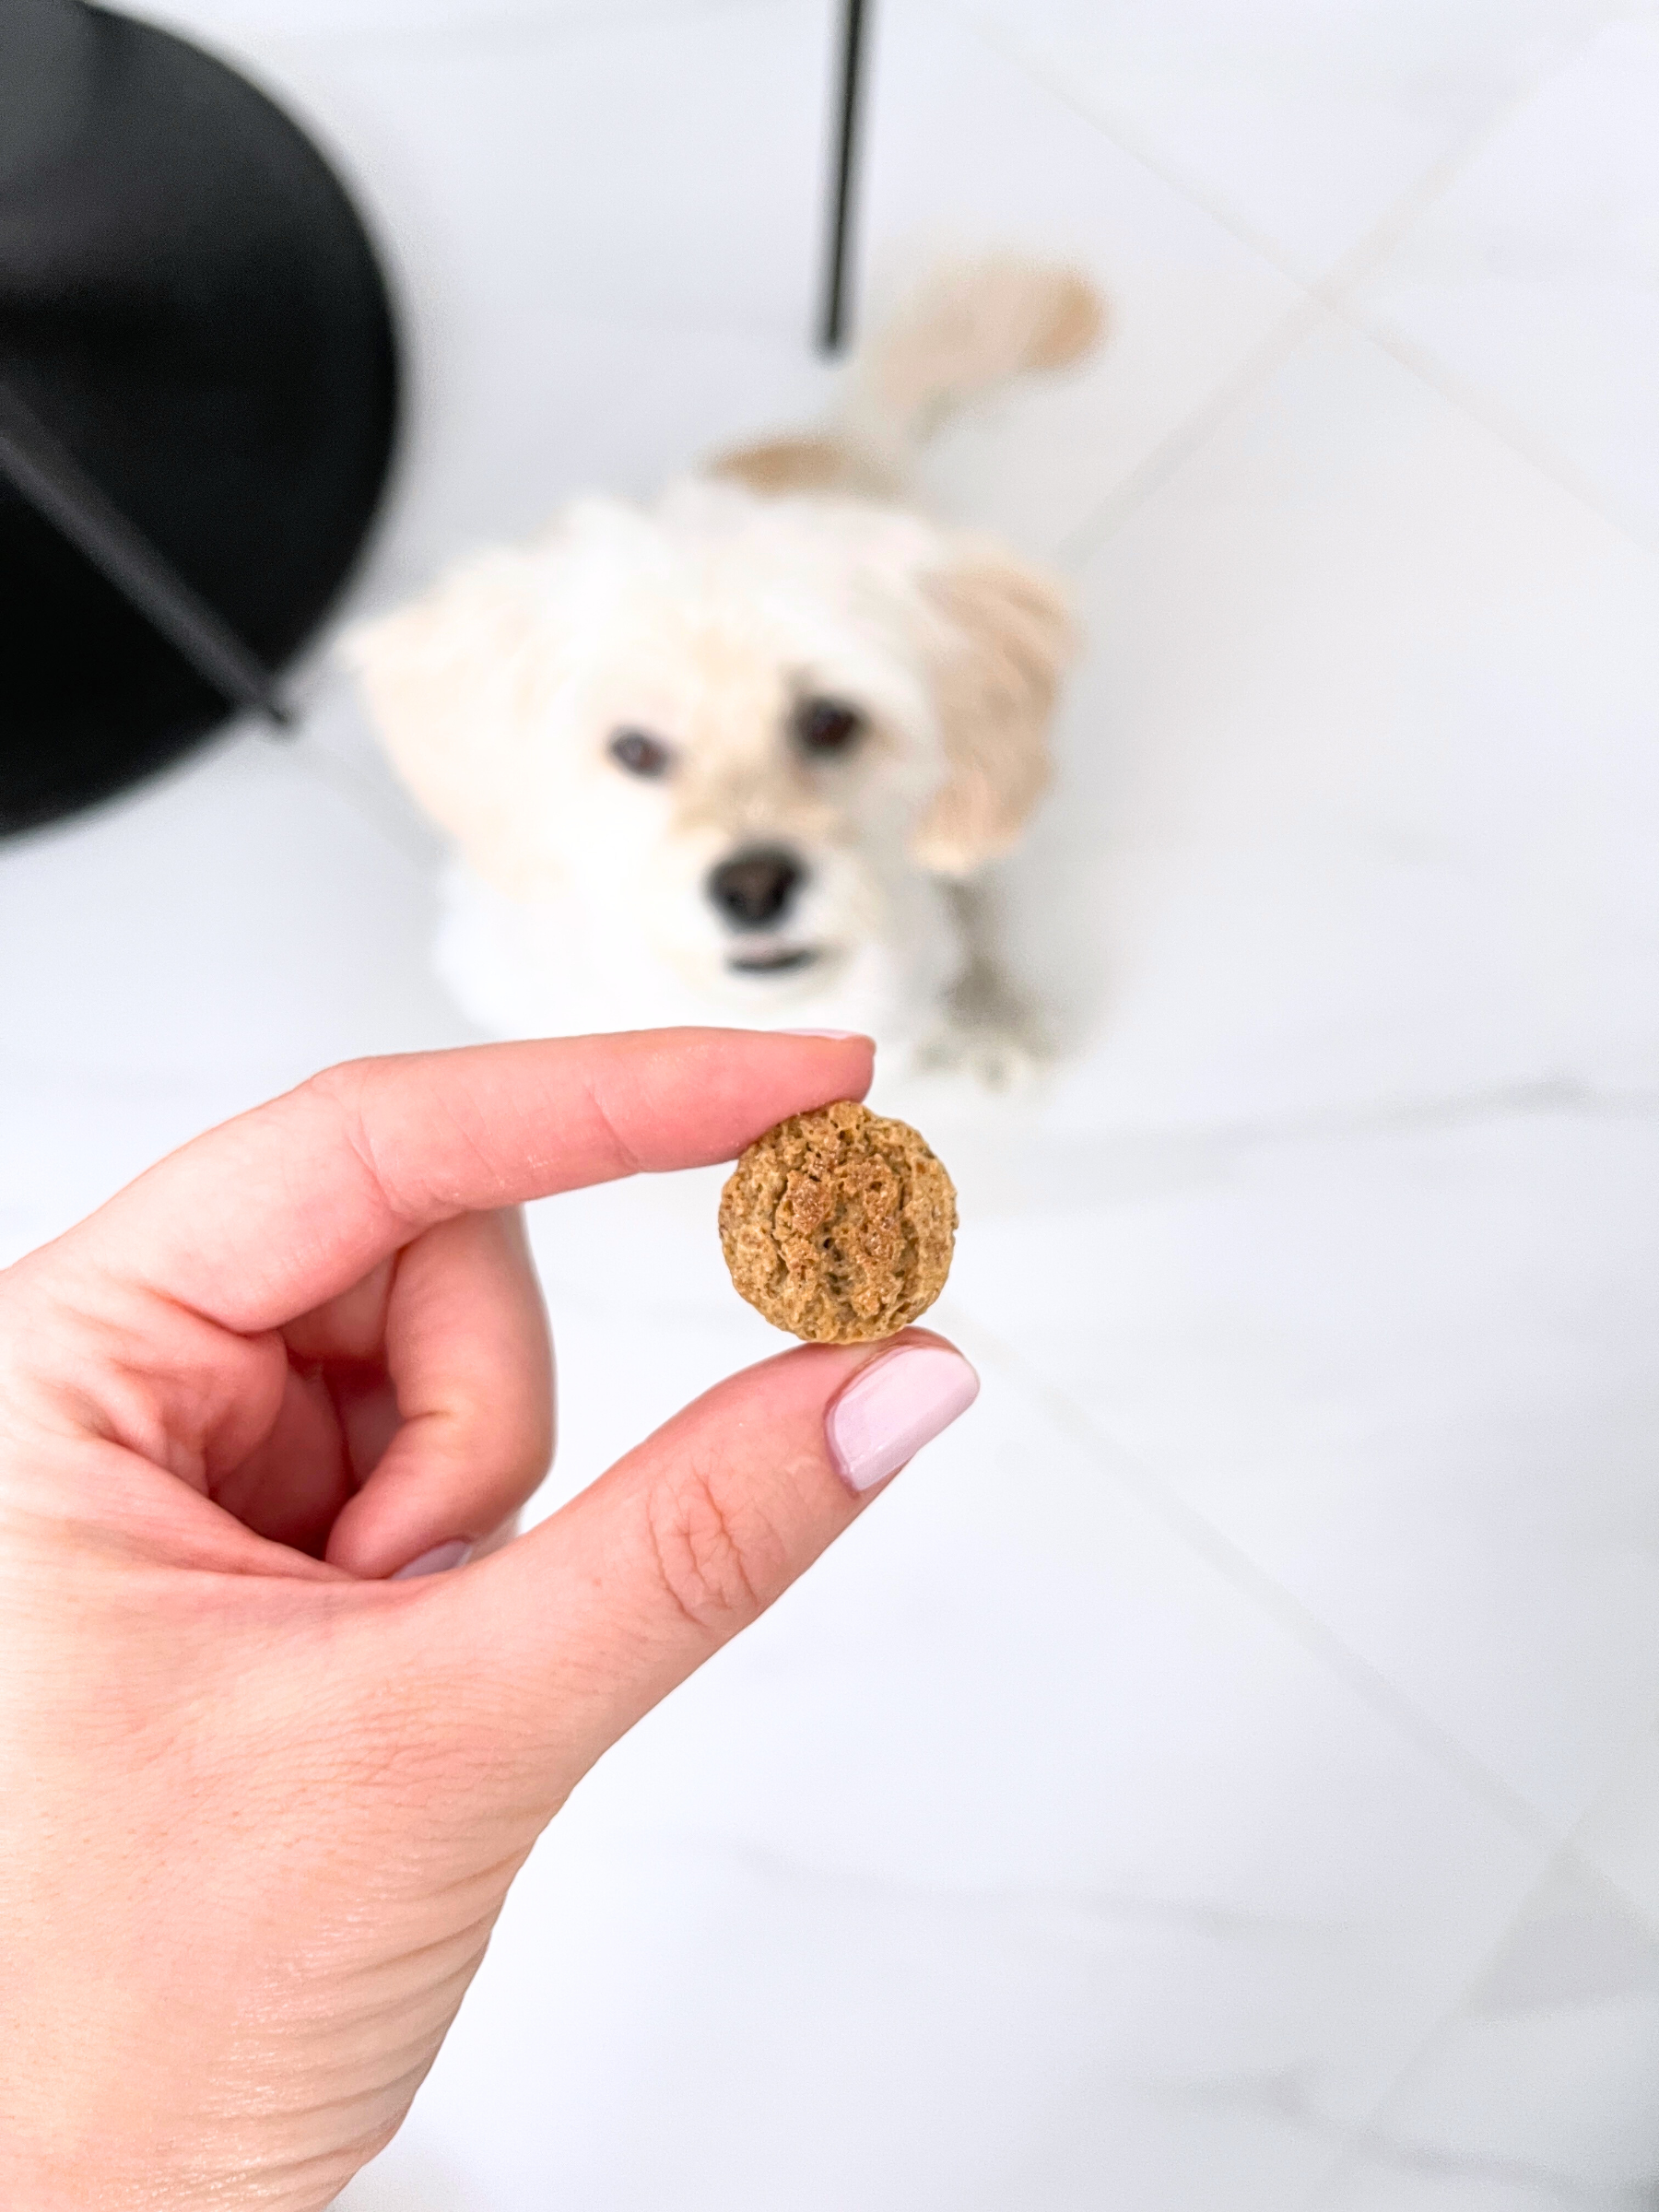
<box><xmin>398</xmin><ymin>1328</ymin><xmax>979</xmax><ymax>1806</ymax></box>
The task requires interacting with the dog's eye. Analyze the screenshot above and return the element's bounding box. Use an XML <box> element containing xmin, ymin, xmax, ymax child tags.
<box><xmin>607</xmin><ymin>729</ymin><xmax>674</xmax><ymax>779</ymax></box>
<box><xmin>793</xmin><ymin>696</ymin><xmax>865</xmax><ymax>758</ymax></box>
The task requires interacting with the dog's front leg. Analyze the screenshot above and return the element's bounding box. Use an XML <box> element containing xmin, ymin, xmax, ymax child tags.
<box><xmin>916</xmin><ymin>878</ymin><xmax>1052</xmax><ymax>1088</ymax></box>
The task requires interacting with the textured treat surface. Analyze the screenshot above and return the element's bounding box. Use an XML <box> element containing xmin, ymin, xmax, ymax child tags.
<box><xmin>719</xmin><ymin>1100</ymin><xmax>957</xmax><ymax>1343</ymax></box>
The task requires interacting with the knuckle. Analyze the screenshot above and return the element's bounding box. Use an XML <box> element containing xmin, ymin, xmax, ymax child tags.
<box><xmin>645</xmin><ymin>1455</ymin><xmax>789</xmax><ymax>1640</ymax></box>
<box><xmin>301</xmin><ymin>1061</ymin><xmax>403</xmax><ymax>1210</ymax></box>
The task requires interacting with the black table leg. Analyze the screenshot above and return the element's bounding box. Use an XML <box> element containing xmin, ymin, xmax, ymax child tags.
<box><xmin>818</xmin><ymin>0</ymin><xmax>869</xmax><ymax>354</ymax></box>
<box><xmin>0</xmin><ymin>379</ymin><xmax>289</xmax><ymax>727</ymax></box>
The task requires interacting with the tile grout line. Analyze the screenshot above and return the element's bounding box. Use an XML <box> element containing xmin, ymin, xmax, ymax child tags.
<box><xmin>1535</xmin><ymin>1702</ymin><xmax>1659</xmax><ymax>1942</ymax></box>
<box><xmin>1068</xmin><ymin>266</ymin><xmax>1656</xmax><ymax>582</ymax></box>
<box><xmin>1292</xmin><ymin>1875</ymin><xmax>1557</xmax><ymax>2206</ymax></box>
<box><xmin>954</xmin><ymin>0</ymin><xmax>1617</xmax><ymax>312</ymax></box>
<box><xmin>1293</xmin><ymin>1830</ymin><xmax>1659</xmax><ymax>2211</ymax></box>
<box><xmin>951</xmin><ymin>0</ymin><xmax>1322</xmax><ymax>290</ymax></box>
<box><xmin>1302</xmin><ymin>0</ymin><xmax>1659</xmax><ymax>568</ymax></box>
<box><xmin>1054</xmin><ymin>291</ymin><xmax>1324</xmax><ymax>567</ymax></box>
<box><xmin>1320</xmin><ymin>307</ymin><xmax>1659</xmax><ymax>566</ymax></box>
<box><xmin>1308</xmin><ymin>4</ymin><xmax>1621</xmax><ymax>305</ymax></box>
<box><xmin>937</xmin><ymin>1301</ymin><xmax>1561</xmax><ymax>1855</ymax></box>
<box><xmin>945</xmin><ymin>0</ymin><xmax>1327</xmax><ymax>569</ymax></box>
<box><xmin>953</xmin><ymin>0</ymin><xmax>1649</xmax><ymax>568</ymax></box>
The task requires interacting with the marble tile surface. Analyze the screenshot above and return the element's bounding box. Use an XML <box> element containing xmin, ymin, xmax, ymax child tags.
<box><xmin>953</xmin><ymin>0</ymin><xmax>1616</xmax><ymax>283</ymax></box>
<box><xmin>1576</xmin><ymin>1724</ymin><xmax>1659</xmax><ymax>1933</ymax></box>
<box><xmin>1314</xmin><ymin>1865</ymin><xmax>1659</xmax><ymax>2207</ymax></box>
<box><xmin>948</xmin><ymin>1100</ymin><xmax>1659</xmax><ymax>1833</ymax></box>
<box><xmin>5</xmin><ymin>2</ymin><xmax>1657</xmax><ymax>2207</ymax></box>
<box><xmin>1354</xmin><ymin>16</ymin><xmax>1659</xmax><ymax>547</ymax></box>
<box><xmin>1005</xmin><ymin>312</ymin><xmax>1659</xmax><ymax>1114</ymax></box>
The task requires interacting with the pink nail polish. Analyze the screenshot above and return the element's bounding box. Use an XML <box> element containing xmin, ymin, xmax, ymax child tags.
<box><xmin>826</xmin><ymin>1345</ymin><xmax>980</xmax><ymax>1495</ymax></box>
<box><xmin>391</xmin><ymin>1538</ymin><xmax>474</xmax><ymax>1580</ymax></box>
<box><xmin>781</xmin><ymin>1029</ymin><xmax>865</xmax><ymax>1041</ymax></box>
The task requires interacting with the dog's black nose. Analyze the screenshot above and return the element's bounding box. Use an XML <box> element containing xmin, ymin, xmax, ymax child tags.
<box><xmin>708</xmin><ymin>847</ymin><xmax>804</xmax><ymax>930</ymax></box>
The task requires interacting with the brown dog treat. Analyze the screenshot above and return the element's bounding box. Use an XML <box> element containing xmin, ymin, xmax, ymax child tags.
<box><xmin>719</xmin><ymin>1100</ymin><xmax>957</xmax><ymax>1343</ymax></box>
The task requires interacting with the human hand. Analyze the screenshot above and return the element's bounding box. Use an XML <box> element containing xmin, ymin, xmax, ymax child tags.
<box><xmin>0</xmin><ymin>1030</ymin><xmax>978</xmax><ymax>2211</ymax></box>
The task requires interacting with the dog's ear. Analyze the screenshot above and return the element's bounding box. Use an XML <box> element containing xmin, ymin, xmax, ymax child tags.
<box><xmin>342</xmin><ymin>550</ymin><xmax>561</xmax><ymax>897</ymax></box>
<box><xmin>907</xmin><ymin>543</ymin><xmax>1075</xmax><ymax>877</ymax></box>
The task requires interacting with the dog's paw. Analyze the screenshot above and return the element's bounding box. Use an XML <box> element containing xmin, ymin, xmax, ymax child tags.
<box><xmin>913</xmin><ymin>1006</ymin><xmax>1052</xmax><ymax>1091</ymax></box>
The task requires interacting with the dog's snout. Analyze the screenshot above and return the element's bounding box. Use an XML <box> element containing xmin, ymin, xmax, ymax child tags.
<box><xmin>708</xmin><ymin>847</ymin><xmax>805</xmax><ymax>930</ymax></box>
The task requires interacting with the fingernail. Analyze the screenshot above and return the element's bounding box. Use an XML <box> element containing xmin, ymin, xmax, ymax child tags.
<box><xmin>391</xmin><ymin>1538</ymin><xmax>474</xmax><ymax>1580</ymax></box>
<box><xmin>781</xmin><ymin>1029</ymin><xmax>866</xmax><ymax>1041</ymax></box>
<box><xmin>826</xmin><ymin>1345</ymin><xmax>980</xmax><ymax>1494</ymax></box>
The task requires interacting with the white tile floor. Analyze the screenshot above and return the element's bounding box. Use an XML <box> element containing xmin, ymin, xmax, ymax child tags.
<box><xmin>9</xmin><ymin>1</ymin><xmax>1658</xmax><ymax>2204</ymax></box>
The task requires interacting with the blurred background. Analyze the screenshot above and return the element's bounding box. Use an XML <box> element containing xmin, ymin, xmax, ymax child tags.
<box><xmin>5</xmin><ymin>2</ymin><xmax>1659</xmax><ymax>2206</ymax></box>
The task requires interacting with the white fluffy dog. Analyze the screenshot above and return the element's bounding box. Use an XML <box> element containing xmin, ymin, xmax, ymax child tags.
<box><xmin>347</xmin><ymin>260</ymin><xmax>1100</xmax><ymax>1077</ymax></box>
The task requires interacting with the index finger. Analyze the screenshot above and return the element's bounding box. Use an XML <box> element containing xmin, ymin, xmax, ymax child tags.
<box><xmin>61</xmin><ymin>1030</ymin><xmax>873</xmax><ymax>1331</ymax></box>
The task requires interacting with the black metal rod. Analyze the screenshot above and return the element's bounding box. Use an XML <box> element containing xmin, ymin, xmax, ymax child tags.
<box><xmin>818</xmin><ymin>0</ymin><xmax>869</xmax><ymax>354</ymax></box>
<box><xmin>0</xmin><ymin>379</ymin><xmax>289</xmax><ymax>726</ymax></box>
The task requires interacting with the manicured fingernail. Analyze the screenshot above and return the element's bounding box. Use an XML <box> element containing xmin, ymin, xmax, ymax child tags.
<box><xmin>391</xmin><ymin>1539</ymin><xmax>473</xmax><ymax>1580</ymax></box>
<box><xmin>782</xmin><ymin>1029</ymin><xmax>866</xmax><ymax>1041</ymax></box>
<box><xmin>826</xmin><ymin>1344</ymin><xmax>980</xmax><ymax>1494</ymax></box>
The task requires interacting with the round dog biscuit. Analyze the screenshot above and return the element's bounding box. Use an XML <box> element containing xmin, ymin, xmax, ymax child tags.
<box><xmin>719</xmin><ymin>1100</ymin><xmax>957</xmax><ymax>1343</ymax></box>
